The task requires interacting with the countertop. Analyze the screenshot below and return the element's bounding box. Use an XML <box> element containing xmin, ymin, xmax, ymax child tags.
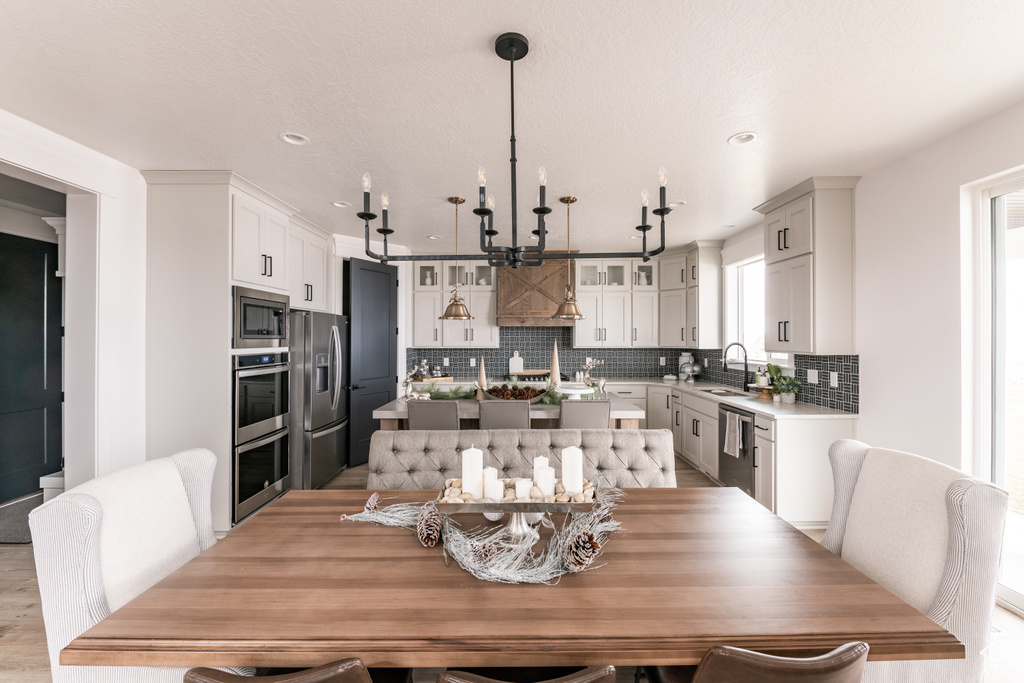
<box><xmin>372</xmin><ymin>391</ymin><xmax>645</xmax><ymax>420</ymax></box>
<box><xmin>407</xmin><ymin>377</ymin><xmax>857</xmax><ymax>421</ymax></box>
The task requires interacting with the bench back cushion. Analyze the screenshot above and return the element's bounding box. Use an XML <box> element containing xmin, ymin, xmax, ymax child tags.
<box><xmin>368</xmin><ymin>429</ymin><xmax>675</xmax><ymax>490</ymax></box>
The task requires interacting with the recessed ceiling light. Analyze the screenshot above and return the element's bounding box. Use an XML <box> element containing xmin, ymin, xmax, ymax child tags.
<box><xmin>721</xmin><ymin>224</ymin><xmax>735</xmax><ymax>229</ymax></box>
<box><xmin>279</xmin><ymin>132</ymin><xmax>309</xmax><ymax>146</ymax></box>
<box><xmin>629</xmin><ymin>234</ymin><xmax>643</xmax><ymax>239</ymax></box>
<box><xmin>428</xmin><ymin>234</ymin><xmax>443</xmax><ymax>240</ymax></box>
<box><xmin>668</xmin><ymin>201</ymin><xmax>687</xmax><ymax>208</ymax></box>
<box><xmin>332</xmin><ymin>200</ymin><xmax>351</xmax><ymax>208</ymax></box>
<box><xmin>727</xmin><ymin>131</ymin><xmax>757</xmax><ymax>146</ymax></box>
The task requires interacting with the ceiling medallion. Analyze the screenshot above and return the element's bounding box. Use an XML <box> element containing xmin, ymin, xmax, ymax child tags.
<box><xmin>357</xmin><ymin>32</ymin><xmax>675</xmax><ymax>268</ymax></box>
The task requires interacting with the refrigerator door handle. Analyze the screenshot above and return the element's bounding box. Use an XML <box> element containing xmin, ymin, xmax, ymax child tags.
<box><xmin>330</xmin><ymin>324</ymin><xmax>343</xmax><ymax>411</ymax></box>
<box><xmin>312</xmin><ymin>418</ymin><xmax>347</xmax><ymax>438</ymax></box>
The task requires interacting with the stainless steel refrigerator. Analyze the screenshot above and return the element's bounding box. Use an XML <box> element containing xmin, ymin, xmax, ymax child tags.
<box><xmin>289</xmin><ymin>310</ymin><xmax>348</xmax><ymax>489</ymax></box>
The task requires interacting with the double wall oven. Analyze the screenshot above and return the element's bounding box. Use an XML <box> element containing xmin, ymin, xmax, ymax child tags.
<box><xmin>232</xmin><ymin>287</ymin><xmax>291</xmax><ymax>523</ymax></box>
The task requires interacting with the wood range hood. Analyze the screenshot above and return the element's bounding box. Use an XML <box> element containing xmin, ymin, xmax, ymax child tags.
<box><xmin>496</xmin><ymin>252</ymin><xmax>576</xmax><ymax>327</ymax></box>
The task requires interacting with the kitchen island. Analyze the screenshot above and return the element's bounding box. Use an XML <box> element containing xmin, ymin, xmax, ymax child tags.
<box><xmin>372</xmin><ymin>390</ymin><xmax>645</xmax><ymax>430</ymax></box>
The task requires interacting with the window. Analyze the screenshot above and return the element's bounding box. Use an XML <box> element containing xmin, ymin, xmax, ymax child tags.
<box><xmin>723</xmin><ymin>256</ymin><xmax>787</xmax><ymax>366</ymax></box>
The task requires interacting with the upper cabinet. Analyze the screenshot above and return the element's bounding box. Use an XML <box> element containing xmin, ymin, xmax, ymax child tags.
<box><xmin>659</xmin><ymin>255</ymin><xmax>686</xmax><ymax>291</ymax></box>
<box><xmin>413</xmin><ymin>263</ymin><xmax>442</xmax><ymax>290</ymax></box>
<box><xmin>231</xmin><ymin>192</ymin><xmax>289</xmax><ymax>292</ymax></box>
<box><xmin>755</xmin><ymin>177</ymin><xmax>858</xmax><ymax>355</ymax></box>
<box><xmin>632</xmin><ymin>260</ymin><xmax>658</xmax><ymax>290</ymax></box>
<box><xmin>576</xmin><ymin>260</ymin><xmax>630</xmax><ymax>291</ymax></box>
<box><xmin>444</xmin><ymin>263</ymin><xmax>496</xmax><ymax>291</ymax></box>
<box><xmin>288</xmin><ymin>217</ymin><xmax>330</xmax><ymax>312</ymax></box>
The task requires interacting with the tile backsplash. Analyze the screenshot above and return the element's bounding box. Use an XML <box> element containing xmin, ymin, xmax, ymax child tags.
<box><xmin>407</xmin><ymin>328</ymin><xmax>858</xmax><ymax>413</ymax></box>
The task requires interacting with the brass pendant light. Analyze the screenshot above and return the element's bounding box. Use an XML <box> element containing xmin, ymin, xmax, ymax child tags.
<box><xmin>552</xmin><ymin>196</ymin><xmax>585</xmax><ymax>320</ymax></box>
<box><xmin>440</xmin><ymin>196</ymin><xmax>474</xmax><ymax>321</ymax></box>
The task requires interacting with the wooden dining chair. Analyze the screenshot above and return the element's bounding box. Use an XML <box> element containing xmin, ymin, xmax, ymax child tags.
<box><xmin>408</xmin><ymin>399</ymin><xmax>460</xmax><ymax>430</ymax></box>
<box><xmin>185</xmin><ymin>658</ymin><xmax>375</xmax><ymax>683</ymax></box>
<box><xmin>439</xmin><ymin>665</ymin><xmax>615</xmax><ymax>683</ymax></box>
<box><xmin>643</xmin><ymin>641</ymin><xmax>868</xmax><ymax>683</ymax></box>
<box><xmin>478</xmin><ymin>399</ymin><xmax>531</xmax><ymax>429</ymax></box>
<box><xmin>558</xmin><ymin>399</ymin><xmax>611</xmax><ymax>428</ymax></box>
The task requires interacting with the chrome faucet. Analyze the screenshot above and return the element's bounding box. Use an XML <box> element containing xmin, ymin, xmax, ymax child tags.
<box><xmin>722</xmin><ymin>342</ymin><xmax>749</xmax><ymax>392</ymax></box>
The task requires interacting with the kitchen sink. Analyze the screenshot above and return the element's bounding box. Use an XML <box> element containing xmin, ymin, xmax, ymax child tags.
<box><xmin>696</xmin><ymin>387</ymin><xmax>748</xmax><ymax>398</ymax></box>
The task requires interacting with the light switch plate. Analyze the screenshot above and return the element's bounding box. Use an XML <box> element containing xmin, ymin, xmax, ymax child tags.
<box><xmin>469</xmin><ymin>358</ymin><xmax>475</xmax><ymax>367</ymax></box>
<box><xmin>443</xmin><ymin>358</ymin><xmax>449</xmax><ymax>367</ymax></box>
<box><xmin>660</xmin><ymin>357</ymin><xmax>665</xmax><ymax>365</ymax></box>
<box><xmin>830</xmin><ymin>371</ymin><xmax>839</xmax><ymax>387</ymax></box>
<box><xmin>807</xmin><ymin>369</ymin><xmax>818</xmax><ymax>384</ymax></box>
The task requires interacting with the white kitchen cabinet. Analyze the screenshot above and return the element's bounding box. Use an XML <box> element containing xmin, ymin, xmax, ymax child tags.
<box><xmin>440</xmin><ymin>289</ymin><xmax>500</xmax><ymax>348</ymax></box>
<box><xmin>659</xmin><ymin>255</ymin><xmax>686</xmax><ymax>291</ymax></box>
<box><xmin>671</xmin><ymin>390</ymin><xmax>685</xmax><ymax>458</ymax></box>
<box><xmin>573</xmin><ymin>291</ymin><xmax>631</xmax><ymax>347</ymax></box>
<box><xmin>288</xmin><ymin>220</ymin><xmax>328</xmax><ymax>312</ymax></box>
<box><xmin>755</xmin><ymin>178</ymin><xmax>856</xmax><ymax>355</ymax></box>
<box><xmin>631</xmin><ymin>291</ymin><xmax>659</xmax><ymax>347</ymax></box>
<box><xmin>444</xmin><ymin>263</ymin><xmax>496</xmax><ymax>291</ymax></box>
<box><xmin>631</xmin><ymin>260</ymin><xmax>658</xmax><ymax>289</ymax></box>
<box><xmin>682</xmin><ymin>393</ymin><xmax>718</xmax><ymax>479</ymax></box>
<box><xmin>577</xmin><ymin>260</ymin><xmax>630</xmax><ymax>291</ymax></box>
<box><xmin>413</xmin><ymin>263</ymin><xmax>442</xmax><ymax>290</ymax></box>
<box><xmin>609</xmin><ymin>384</ymin><xmax>647</xmax><ymax>428</ymax></box>
<box><xmin>647</xmin><ymin>385</ymin><xmax>673</xmax><ymax>431</ymax></box>
<box><xmin>763</xmin><ymin>194</ymin><xmax>812</xmax><ymax>265</ymax></box>
<box><xmin>754</xmin><ymin>434</ymin><xmax>775</xmax><ymax>512</ymax></box>
<box><xmin>685</xmin><ymin>249</ymin><xmax>698</xmax><ymax>288</ymax></box>
<box><xmin>231</xmin><ymin>192</ymin><xmax>288</xmax><ymax>292</ymax></box>
<box><xmin>412</xmin><ymin>290</ymin><xmax>443</xmax><ymax>347</ymax></box>
<box><xmin>658</xmin><ymin>289</ymin><xmax>687</xmax><ymax>347</ymax></box>
<box><xmin>765</xmin><ymin>254</ymin><xmax>813</xmax><ymax>353</ymax></box>
<box><xmin>686</xmin><ymin>287</ymin><xmax>698</xmax><ymax>347</ymax></box>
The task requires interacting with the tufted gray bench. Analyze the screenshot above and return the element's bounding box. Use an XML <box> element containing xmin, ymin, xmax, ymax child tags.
<box><xmin>367</xmin><ymin>429</ymin><xmax>676</xmax><ymax>490</ymax></box>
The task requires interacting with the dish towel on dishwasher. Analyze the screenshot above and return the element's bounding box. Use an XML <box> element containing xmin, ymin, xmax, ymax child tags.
<box><xmin>724</xmin><ymin>412</ymin><xmax>742</xmax><ymax>457</ymax></box>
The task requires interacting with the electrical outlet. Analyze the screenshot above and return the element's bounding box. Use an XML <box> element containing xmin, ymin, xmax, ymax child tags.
<box><xmin>830</xmin><ymin>371</ymin><xmax>839</xmax><ymax>387</ymax></box>
<box><xmin>469</xmin><ymin>358</ymin><xmax>475</xmax><ymax>367</ymax></box>
<box><xmin>586</xmin><ymin>357</ymin><xmax>592</xmax><ymax>365</ymax></box>
<box><xmin>807</xmin><ymin>369</ymin><xmax>818</xmax><ymax>384</ymax></box>
<box><xmin>659</xmin><ymin>357</ymin><xmax>665</xmax><ymax>365</ymax></box>
<box><xmin>442</xmin><ymin>357</ymin><xmax>449</xmax><ymax>367</ymax></box>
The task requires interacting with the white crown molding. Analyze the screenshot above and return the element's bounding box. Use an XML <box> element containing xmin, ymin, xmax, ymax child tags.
<box><xmin>140</xmin><ymin>170</ymin><xmax>298</xmax><ymax>216</ymax></box>
<box><xmin>753</xmin><ymin>176</ymin><xmax>861</xmax><ymax>215</ymax></box>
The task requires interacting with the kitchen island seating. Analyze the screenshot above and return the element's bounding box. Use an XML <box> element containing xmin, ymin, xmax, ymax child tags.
<box><xmin>478</xmin><ymin>400</ymin><xmax>532</xmax><ymax>429</ymax></box>
<box><xmin>820</xmin><ymin>439</ymin><xmax>1008</xmax><ymax>683</ymax></box>
<box><xmin>558</xmin><ymin>400</ymin><xmax>611</xmax><ymax>428</ymax></box>
<box><xmin>28</xmin><ymin>448</ymin><xmax>256</xmax><ymax>682</ymax></box>
<box><xmin>186</xmin><ymin>658</ymin><xmax>374</xmax><ymax>683</ymax></box>
<box><xmin>407</xmin><ymin>400</ymin><xmax>460</xmax><ymax>430</ymax></box>
<box><xmin>644</xmin><ymin>641</ymin><xmax>869</xmax><ymax>683</ymax></box>
<box><xmin>367</xmin><ymin>429</ymin><xmax>676</xmax><ymax>490</ymax></box>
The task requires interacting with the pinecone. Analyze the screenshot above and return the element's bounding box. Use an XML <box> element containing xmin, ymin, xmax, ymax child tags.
<box><xmin>364</xmin><ymin>492</ymin><xmax>380</xmax><ymax>513</ymax></box>
<box><xmin>564</xmin><ymin>530</ymin><xmax>601</xmax><ymax>573</ymax></box>
<box><xmin>468</xmin><ymin>541</ymin><xmax>498</xmax><ymax>566</ymax></box>
<box><xmin>417</xmin><ymin>504</ymin><xmax>442</xmax><ymax>548</ymax></box>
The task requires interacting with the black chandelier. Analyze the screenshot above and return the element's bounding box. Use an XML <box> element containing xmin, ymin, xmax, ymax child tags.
<box><xmin>357</xmin><ymin>32</ymin><xmax>674</xmax><ymax>268</ymax></box>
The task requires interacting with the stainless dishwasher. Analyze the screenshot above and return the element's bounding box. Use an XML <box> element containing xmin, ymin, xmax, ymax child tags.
<box><xmin>718</xmin><ymin>404</ymin><xmax>755</xmax><ymax>497</ymax></box>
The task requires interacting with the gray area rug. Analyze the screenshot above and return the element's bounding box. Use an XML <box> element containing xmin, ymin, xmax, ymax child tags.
<box><xmin>0</xmin><ymin>492</ymin><xmax>44</xmax><ymax>544</ymax></box>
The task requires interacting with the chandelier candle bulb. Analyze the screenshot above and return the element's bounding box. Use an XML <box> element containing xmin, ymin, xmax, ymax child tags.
<box><xmin>462</xmin><ymin>446</ymin><xmax>484</xmax><ymax>499</ymax></box>
<box><xmin>538</xmin><ymin>166</ymin><xmax>547</xmax><ymax>207</ymax></box>
<box><xmin>536</xmin><ymin>466</ymin><xmax>556</xmax><ymax>497</ymax></box>
<box><xmin>659</xmin><ymin>169</ymin><xmax>667</xmax><ymax>208</ymax></box>
<box><xmin>561</xmin><ymin>447</ymin><xmax>584</xmax><ymax>495</ymax></box>
<box><xmin>478</xmin><ymin>166</ymin><xmax>486</xmax><ymax>207</ymax></box>
<box><xmin>381</xmin><ymin>192</ymin><xmax>389</xmax><ymax>230</ymax></box>
<box><xmin>362</xmin><ymin>173</ymin><xmax>372</xmax><ymax>213</ymax></box>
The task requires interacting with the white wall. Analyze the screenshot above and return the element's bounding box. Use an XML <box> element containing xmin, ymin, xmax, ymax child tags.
<box><xmin>0</xmin><ymin>107</ymin><xmax>147</xmax><ymax>487</ymax></box>
<box><xmin>855</xmin><ymin>98</ymin><xmax>1024</xmax><ymax>471</ymax></box>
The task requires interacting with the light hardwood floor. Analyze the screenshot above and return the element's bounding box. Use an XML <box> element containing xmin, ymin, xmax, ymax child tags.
<box><xmin>4</xmin><ymin>457</ymin><xmax>1021</xmax><ymax>682</ymax></box>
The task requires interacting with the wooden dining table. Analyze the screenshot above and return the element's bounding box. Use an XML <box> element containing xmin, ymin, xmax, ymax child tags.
<box><xmin>61</xmin><ymin>488</ymin><xmax>963</xmax><ymax>670</ymax></box>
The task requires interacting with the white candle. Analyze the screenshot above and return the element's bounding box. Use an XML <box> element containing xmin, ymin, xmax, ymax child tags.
<box><xmin>536</xmin><ymin>465</ymin><xmax>556</xmax><ymax>497</ymax></box>
<box><xmin>483</xmin><ymin>467</ymin><xmax>502</xmax><ymax>500</ymax></box>
<box><xmin>462</xmin><ymin>446</ymin><xmax>483</xmax><ymax>499</ymax></box>
<box><xmin>515</xmin><ymin>478</ymin><xmax>534</xmax><ymax>499</ymax></box>
<box><xmin>561</xmin><ymin>447</ymin><xmax>584</xmax><ymax>494</ymax></box>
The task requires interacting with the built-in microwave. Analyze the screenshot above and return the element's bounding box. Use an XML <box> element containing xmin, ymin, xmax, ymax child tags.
<box><xmin>233</xmin><ymin>286</ymin><xmax>289</xmax><ymax>348</ymax></box>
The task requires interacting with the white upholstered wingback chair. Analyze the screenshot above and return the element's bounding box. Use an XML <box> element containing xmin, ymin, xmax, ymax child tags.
<box><xmin>821</xmin><ymin>439</ymin><xmax>1008</xmax><ymax>683</ymax></box>
<box><xmin>28</xmin><ymin>448</ymin><xmax>254</xmax><ymax>682</ymax></box>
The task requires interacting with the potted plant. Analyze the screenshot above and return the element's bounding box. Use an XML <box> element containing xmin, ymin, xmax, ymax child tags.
<box><xmin>765</xmin><ymin>364</ymin><xmax>784</xmax><ymax>401</ymax></box>
<box><xmin>775</xmin><ymin>375</ymin><xmax>803</xmax><ymax>404</ymax></box>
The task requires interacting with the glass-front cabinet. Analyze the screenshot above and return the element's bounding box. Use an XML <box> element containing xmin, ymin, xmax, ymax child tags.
<box><xmin>632</xmin><ymin>260</ymin><xmax>658</xmax><ymax>289</ymax></box>
<box><xmin>413</xmin><ymin>263</ymin><xmax>441</xmax><ymax>290</ymax></box>
<box><xmin>444</xmin><ymin>263</ymin><xmax>496</xmax><ymax>290</ymax></box>
<box><xmin>576</xmin><ymin>260</ymin><xmax>630</xmax><ymax>291</ymax></box>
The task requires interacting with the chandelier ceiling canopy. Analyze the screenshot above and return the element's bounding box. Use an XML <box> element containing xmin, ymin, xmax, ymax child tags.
<box><xmin>358</xmin><ymin>32</ymin><xmax>675</xmax><ymax>268</ymax></box>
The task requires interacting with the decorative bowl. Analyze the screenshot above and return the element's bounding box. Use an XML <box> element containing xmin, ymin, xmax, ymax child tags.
<box><xmin>476</xmin><ymin>383</ymin><xmax>550</xmax><ymax>403</ymax></box>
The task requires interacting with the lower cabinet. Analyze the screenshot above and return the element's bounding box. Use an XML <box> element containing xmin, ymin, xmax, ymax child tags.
<box><xmin>754</xmin><ymin>433</ymin><xmax>775</xmax><ymax>512</ymax></box>
<box><xmin>681</xmin><ymin>394</ymin><xmax>718</xmax><ymax>480</ymax></box>
<box><xmin>671</xmin><ymin>390</ymin><xmax>684</xmax><ymax>457</ymax></box>
<box><xmin>646</xmin><ymin>386</ymin><xmax>673</xmax><ymax>431</ymax></box>
<box><xmin>609</xmin><ymin>384</ymin><xmax>647</xmax><ymax>428</ymax></box>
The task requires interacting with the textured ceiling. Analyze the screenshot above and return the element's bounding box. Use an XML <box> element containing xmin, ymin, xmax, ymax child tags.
<box><xmin>2</xmin><ymin>0</ymin><xmax>1024</xmax><ymax>254</ymax></box>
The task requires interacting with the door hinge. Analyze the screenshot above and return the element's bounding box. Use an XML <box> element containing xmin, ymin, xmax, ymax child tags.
<box><xmin>60</xmin><ymin>456</ymin><xmax>65</xmax><ymax>469</ymax></box>
<box><xmin>61</xmin><ymin>326</ymin><xmax>65</xmax><ymax>337</ymax></box>
<box><xmin>60</xmin><ymin>391</ymin><xmax>65</xmax><ymax>402</ymax></box>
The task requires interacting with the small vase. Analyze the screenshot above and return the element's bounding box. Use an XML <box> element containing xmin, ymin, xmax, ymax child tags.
<box><xmin>772</xmin><ymin>394</ymin><xmax>781</xmax><ymax>403</ymax></box>
<box><xmin>781</xmin><ymin>393</ymin><xmax>796</xmax><ymax>404</ymax></box>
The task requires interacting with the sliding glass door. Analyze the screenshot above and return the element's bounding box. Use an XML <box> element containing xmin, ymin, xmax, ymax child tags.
<box><xmin>991</xmin><ymin>183</ymin><xmax>1024</xmax><ymax>611</ymax></box>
